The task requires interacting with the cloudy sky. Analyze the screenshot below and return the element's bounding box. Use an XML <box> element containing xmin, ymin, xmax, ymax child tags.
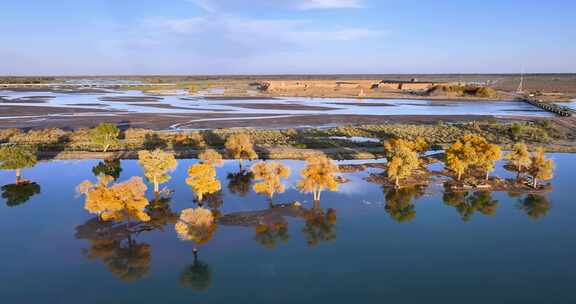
<box><xmin>1</xmin><ymin>0</ymin><xmax>575</xmax><ymax>75</ymax></box>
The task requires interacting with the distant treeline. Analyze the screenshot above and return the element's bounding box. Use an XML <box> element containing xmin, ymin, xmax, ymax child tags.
<box><xmin>0</xmin><ymin>77</ymin><xmax>55</xmax><ymax>84</ymax></box>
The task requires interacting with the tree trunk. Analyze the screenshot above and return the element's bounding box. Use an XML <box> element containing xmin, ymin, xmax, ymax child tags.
<box><xmin>313</xmin><ymin>200</ymin><xmax>320</xmax><ymax>210</ymax></box>
<box><xmin>153</xmin><ymin>176</ymin><xmax>159</xmax><ymax>193</ymax></box>
<box><xmin>457</xmin><ymin>171</ymin><xmax>462</xmax><ymax>181</ymax></box>
<box><xmin>103</xmin><ymin>144</ymin><xmax>110</xmax><ymax>153</ymax></box>
<box><xmin>15</xmin><ymin>168</ymin><xmax>22</xmax><ymax>184</ymax></box>
<box><xmin>395</xmin><ymin>177</ymin><xmax>399</xmax><ymax>188</ymax></box>
<box><xmin>485</xmin><ymin>171</ymin><xmax>489</xmax><ymax>181</ymax></box>
<box><xmin>533</xmin><ymin>177</ymin><xmax>538</xmax><ymax>189</ymax></box>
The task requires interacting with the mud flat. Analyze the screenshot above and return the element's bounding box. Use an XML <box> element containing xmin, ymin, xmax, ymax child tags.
<box><xmin>226</xmin><ymin>103</ymin><xmax>336</xmax><ymax>111</ymax></box>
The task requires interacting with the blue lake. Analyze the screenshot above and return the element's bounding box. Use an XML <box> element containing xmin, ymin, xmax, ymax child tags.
<box><xmin>0</xmin><ymin>155</ymin><xmax>574</xmax><ymax>303</ymax></box>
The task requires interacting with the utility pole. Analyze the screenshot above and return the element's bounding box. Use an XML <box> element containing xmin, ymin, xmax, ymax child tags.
<box><xmin>516</xmin><ymin>67</ymin><xmax>525</xmax><ymax>94</ymax></box>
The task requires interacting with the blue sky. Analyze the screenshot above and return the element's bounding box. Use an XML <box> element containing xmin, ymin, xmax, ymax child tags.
<box><xmin>1</xmin><ymin>0</ymin><xmax>575</xmax><ymax>75</ymax></box>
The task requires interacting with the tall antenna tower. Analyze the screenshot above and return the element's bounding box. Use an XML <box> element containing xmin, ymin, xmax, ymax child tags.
<box><xmin>516</xmin><ymin>67</ymin><xmax>525</xmax><ymax>94</ymax></box>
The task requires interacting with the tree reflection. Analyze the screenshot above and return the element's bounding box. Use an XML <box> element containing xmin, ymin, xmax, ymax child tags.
<box><xmin>301</xmin><ymin>201</ymin><xmax>337</xmax><ymax>247</ymax></box>
<box><xmin>75</xmin><ymin>193</ymin><xmax>178</xmax><ymax>282</ymax></box>
<box><xmin>227</xmin><ymin>169</ymin><xmax>254</xmax><ymax>197</ymax></box>
<box><xmin>383</xmin><ymin>186</ymin><xmax>425</xmax><ymax>223</ymax></box>
<box><xmin>92</xmin><ymin>158</ymin><xmax>122</xmax><ymax>181</ymax></box>
<box><xmin>443</xmin><ymin>191</ymin><xmax>499</xmax><ymax>221</ymax></box>
<box><xmin>146</xmin><ymin>194</ymin><xmax>178</xmax><ymax>229</ymax></box>
<box><xmin>195</xmin><ymin>191</ymin><xmax>224</xmax><ymax>217</ymax></box>
<box><xmin>76</xmin><ymin>218</ymin><xmax>151</xmax><ymax>282</ymax></box>
<box><xmin>1</xmin><ymin>182</ymin><xmax>41</xmax><ymax>207</ymax></box>
<box><xmin>518</xmin><ymin>194</ymin><xmax>551</xmax><ymax>220</ymax></box>
<box><xmin>86</xmin><ymin>238</ymin><xmax>151</xmax><ymax>282</ymax></box>
<box><xmin>175</xmin><ymin>207</ymin><xmax>216</xmax><ymax>291</ymax></box>
<box><xmin>254</xmin><ymin>221</ymin><xmax>290</xmax><ymax>249</ymax></box>
<box><xmin>180</xmin><ymin>250</ymin><xmax>212</xmax><ymax>292</ymax></box>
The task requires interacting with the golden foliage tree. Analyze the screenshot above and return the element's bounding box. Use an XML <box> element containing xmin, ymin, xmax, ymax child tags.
<box><xmin>225</xmin><ymin>133</ymin><xmax>258</xmax><ymax>167</ymax></box>
<box><xmin>199</xmin><ymin>149</ymin><xmax>223</xmax><ymax>167</ymax></box>
<box><xmin>528</xmin><ymin>147</ymin><xmax>554</xmax><ymax>188</ymax></box>
<box><xmin>478</xmin><ymin>142</ymin><xmax>501</xmax><ymax>180</ymax></box>
<box><xmin>76</xmin><ymin>176</ymin><xmax>151</xmax><ymax>222</ymax></box>
<box><xmin>0</xmin><ymin>145</ymin><xmax>37</xmax><ymax>184</ymax></box>
<box><xmin>445</xmin><ymin>134</ymin><xmax>501</xmax><ymax>181</ymax></box>
<box><xmin>297</xmin><ymin>154</ymin><xmax>339</xmax><ymax>202</ymax></box>
<box><xmin>383</xmin><ymin>139</ymin><xmax>420</xmax><ymax>187</ymax></box>
<box><xmin>137</xmin><ymin>149</ymin><xmax>178</xmax><ymax>193</ymax></box>
<box><xmin>251</xmin><ymin>161</ymin><xmax>291</xmax><ymax>203</ymax></box>
<box><xmin>505</xmin><ymin>143</ymin><xmax>531</xmax><ymax>178</ymax></box>
<box><xmin>186</xmin><ymin>163</ymin><xmax>221</xmax><ymax>203</ymax></box>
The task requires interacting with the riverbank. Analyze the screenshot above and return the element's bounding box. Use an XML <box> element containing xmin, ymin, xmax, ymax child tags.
<box><xmin>3</xmin><ymin>119</ymin><xmax>575</xmax><ymax>161</ymax></box>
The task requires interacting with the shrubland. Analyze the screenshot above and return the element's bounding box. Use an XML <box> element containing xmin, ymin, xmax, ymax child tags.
<box><xmin>0</xmin><ymin>119</ymin><xmax>572</xmax><ymax>156</ymax></box>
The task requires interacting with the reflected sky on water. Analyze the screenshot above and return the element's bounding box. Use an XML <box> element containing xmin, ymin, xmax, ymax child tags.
<box><xmin>0</xmin><ymin>155</ymin><xmax>575</xmax><ymax>303</ymax></box>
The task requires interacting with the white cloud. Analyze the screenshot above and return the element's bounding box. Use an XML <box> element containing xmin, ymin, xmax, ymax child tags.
<box><xmin>144</xmin><ymin>15</ymin><xmax>383</xmax><ymax>45</ymax></box>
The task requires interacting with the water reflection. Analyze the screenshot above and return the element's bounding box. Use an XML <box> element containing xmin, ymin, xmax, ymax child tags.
<box><xmin>1</xmin><ymin>182</ymin><xmax>41</xmax><ymax>207</ymax></box>
<box><xmin>443</xmin><ymin>191</ymin><xmax>499</xmax><ymax>221</ymax></box>
<box><xmin>226</xmin><ymin>169</ymin><xmax>254</xmax><ymax>197</ymax></box>
<box><xmin>301</xmin><ymin>201</ymin><xmax>337</xmax><ymax>247</ymax></box>
<box><xmin>179</xmin><ymin>250</ymin><xmax>213</xmax><ymax>292</ymax></box>
<box><xmin>518</xmin><ymin>194</ymin><xmax>551</xmax><ymax>220</ymax></box>
<box><xmin>383</xmin><ymin>185</ymin><xmax>425</xmax><ymax>223</ymax></box>
<box><xmin>0</xmin><ymin>155</ymin><xmax>571</xmax><ymax>302</ymax></box>
<box><xmin>92</xmin><ymin>159</ymin><xmax>122</xmax><ymax>181</ymax></box>
<box><xmin>75</xmin><ymin>218</ymin><xmax>152</xmax><ymax>282</ymax></box>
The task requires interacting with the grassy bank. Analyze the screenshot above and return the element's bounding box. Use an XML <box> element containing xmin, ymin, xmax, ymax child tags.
<box><xmin>1</xmin><ymin>119</ymin><xmax>574</xmax><ymax>160</ymax></box>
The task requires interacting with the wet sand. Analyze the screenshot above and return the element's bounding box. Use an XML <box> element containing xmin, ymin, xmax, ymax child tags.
<box><xmin>127</xmin><ymin>103</ymin><xmax>232</xmax><ymax>111</ymax></box>
<box><xmin>227</xmin><ymin>103</ymin><xmax>335</xmax><ymax>111</ymax></box>
<box><xmin>0</xmin><ymin>108</ymin><xmax>532</xmax><ymax>130</ymax></box>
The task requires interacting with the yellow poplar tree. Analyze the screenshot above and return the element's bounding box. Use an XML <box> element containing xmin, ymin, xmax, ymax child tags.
<box><xmin>478</xmin><ymin>143</ymin><xmax>501</xmax><ymax>180</ymax></box>
<box><xmin>76</xmin><ymin>176</ymin><xmax>150</xmax><ymax>222</ymax></box>
<box><xmin>383</xmin><ymin>139</ymin><xmax>420</xmax><ymax>187</ymax></box>
<box><xmin>225</xmin><ymin>133</ymin><xmax>258</xmax><ymax>168</ymax></box>
<box><xmin>251</xmin><ymin>161</ymin><xmax>291</xmax><ymax>204</ymax></box>
<box><xmin>528</xmin><ymin>147</ymin><xmax>554</xmax><ymax>189</ymax></box>
<box><xmin>505</xmin><ymin>143</ymin><xmax>531</xmax><ymax>178</ymax></box>
<box><xmin>297</xmin><ymin>154</ymin><xmax>339</xmax><ymax>202</ymax></box>
<box><xmin>186</xmin><ymin>163</ymin><xmax>221</xmax><ymax>203</ymax></box>
<box><xmin>199</xmin><ymin>149</ymin><xmax>223</xmax><ymax>167</ymax></box>
<box><xmin>138</xmin><ymin>149</ymin><xmax>178</xmax><ymax>193</ymax></box>
<box><xmin>446</xmin><ymin>134</ymin><xmax>501</xmax><ymax>181</ymax></box>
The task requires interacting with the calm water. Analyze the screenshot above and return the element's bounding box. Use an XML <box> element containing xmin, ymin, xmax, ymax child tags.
<box><xmin>1</xmin><ymin>155</ymin><xmax>575</xmax><ymax>303</ymax></box>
